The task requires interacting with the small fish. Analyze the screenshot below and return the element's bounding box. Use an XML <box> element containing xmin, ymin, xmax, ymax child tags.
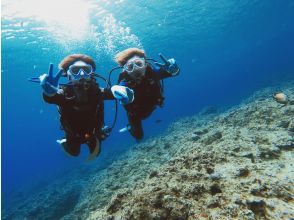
<box><xmin>273</xmin><ymin>91</ymin><xmax>288</xmax><ymax>105</ymax></box>
<box><xmin>155</xmin><ymin>119</ymin><xmax>162</xmax><ymax>123</ymax></box>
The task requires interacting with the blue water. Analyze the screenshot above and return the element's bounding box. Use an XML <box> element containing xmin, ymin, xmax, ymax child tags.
<box><xmin>2</xmin><ymin>0</ymin><xmax>294</xmax><ymax>200</ymax></box>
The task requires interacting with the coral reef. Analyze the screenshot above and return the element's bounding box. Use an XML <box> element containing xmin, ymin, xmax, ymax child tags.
<box><xmin>2</xmin><ymin>81</ymin><xmax>294</xmax><ymax>220</ymax></box>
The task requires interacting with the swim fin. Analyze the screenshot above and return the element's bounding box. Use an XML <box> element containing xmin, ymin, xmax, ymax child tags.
<box><xmin>86</xmin><ymin>138</ymin><xmax>101</xmax><ymax>162</ymax></box>
<box><xmin>56</xmin><ymin>138</ymin><xmax>67</xmax><ymax>144</ymax></box>
<box><xmin>119</xmin><ymin>124</ymin><xmax>131</xmax><ymax>133</ymax></box>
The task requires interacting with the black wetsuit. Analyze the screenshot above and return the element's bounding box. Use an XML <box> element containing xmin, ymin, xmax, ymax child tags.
<box><xmin>118</xmin><ymin>65</ymin><xmax>173</xmax><ymax>140</ymax></box>
<box><xmin>43</xmin><ymin>80</ymin><xmax>114</xmax><ymax>156</ymax></box>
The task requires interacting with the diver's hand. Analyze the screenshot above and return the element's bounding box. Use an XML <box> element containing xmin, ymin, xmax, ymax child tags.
<box><xmin>111</xmin><ymin>85</ymin><xmax>134</xmax><ymax>105</ymax></box>
<box><xmin>39</xmin><ymin>64</ymin><xmax>63</xmax><ymax>96</ymax></box>
<box><xmin>155</xmin><ymin>53</ymin><xmax>180</xmax><ymax>76</ymax></box>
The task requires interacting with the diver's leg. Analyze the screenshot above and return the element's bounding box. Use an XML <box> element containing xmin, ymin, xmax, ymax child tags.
<box><xmin>60</xmin><ymin>136</ymin><xmax>81</xmax><ymax>157</ymax></box>
<box><xmin>128</xmin><ymin>112</ymin><xmax>144</xmax><ymax>140</ymax></box>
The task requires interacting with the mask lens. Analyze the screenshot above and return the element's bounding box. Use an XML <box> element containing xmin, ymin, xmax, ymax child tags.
<box><xmin>134</xmin><ymin>59</ymin><xmax>144</xmax><ymax>67</ymax></box>
<box><xmin>69</xmin><ymin>64</ymin><xmax>92</xmax><ymax>76</ymax></box>
<box><xmin>70</xmin><ymin>66</ymin><xmax>81</xmax><ymax>75</ymax></box>
<box><xmin>125</xmin><ymin>63</ymin><xmax>134</xmax><ymax>72</ymax></box>
<box><xmin>80</xmin><ymin>66</ymin><xmax>92</xmax><ymax>75</ymax></box>
<box><xmin>124</xmin><ymin>57</ymin><xmax>145</xmax><ymax>73</ymax></box>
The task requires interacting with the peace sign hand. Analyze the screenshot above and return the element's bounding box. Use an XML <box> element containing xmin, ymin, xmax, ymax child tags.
<box><xmin>39</xmin><ymin>64</ymin><xmax>63</xmax><ymax>96</ymax></box>
<box><xmin>155</xmin><ymin>53</ymin><xmax>180</xmax><ymax>76</ymax></box>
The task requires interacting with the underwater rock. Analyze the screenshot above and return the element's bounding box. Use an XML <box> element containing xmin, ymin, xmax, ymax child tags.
<box><xmin>106</xmin><ymin>191</ymin><xmax>128</xmax><ymax>214</ymax></box>
<box><xmin>149</xmin><ymin>170</ymin><xmax>159</xmax><ymax>178</ymax></box>
<box><xmin>236</xmin><ymin>167</ymin><xmax>250</xmax><ymax>177</ymax></box>
<box><xmin>288</xmin><ymin>127</ymin><xmax>294</xmax><ymax>136</ymax></box>
<box><xmin>276</xmin><ymin>143</ymin><xmax>294</xmax><ymax>151</ymax></box>
<box><xmin>259</xmin><ymin>147</ymin><xmax>281</xmax><ymax>160</ymax></box>
<box><xmin>201</xmin><ymin>131</ymin><xmax>222</xmax><ymax>145</ymax></box>
<box><xmin>184</xmin><ymin>184</ymin><xmax>206</xmax><ymax>197</ymax></box>
<box><xmin>190</xmin><ymin>133</ymin><xmax>200</xmax><ymax>141</ymax></box>
<box><xmin>284</xmin><ymin>108</ymin><xmax>294</xmax><ymax>116</ymax></box>
<box><xmin>232</xmin><ymin>195</ymin><xmax>244</xmax><ymax>205</ymax></box>
<box><xmin>163</xmin><ymin>142</ymin><xmax>171</xmax><ymax>149</ymax></box>
<box><xmin>239</xmin><ymin>209</ymin><xmax>255</xmax><ymax>220</ymax></box>
<box><xmin>206</xmin><ymin>166</ymin><xmax>214</xmax><ymax>174</ymax></box>
<box><xmin>200</xmin><ymin>106</ymin><xmax>218</xmax><ymax>115</ymax></box>
<box><xmin>194</xmin><ymin>128</ymin><xmax>209</xmax><ymax>136</ymax></box>
<box><xmin>250</xmin><ymin>184</ymin><xmax>268</xmax><ymax>197</ymax></box>
<box><xmin>278</xmin><ymin>120</ymin><xmax>290</xmax><ymax>128</ymax></box>
<box><xmin>207</xmin><ymin>197</ymin><xmax>221</xmax><ymax>208</ymax></box>
<box><xmin>209</xmin><ymin>172</ymin><xmax>223</xmax><ymax>181</ymax></box>
<box><xmin>239</xmin><ymin>152</ymin><xmax>255</xmax><ymax>162</ymax></box>
<box><xmin>253</xmin><ymin>136</ymin><xmax>270</xmax><ymax>145</ymax></box>
<box><xmin>210</xmin><ymin>184</ymin><xmax>222</xmax><ymax>195</ymax></box>
<box><xmin>26</xmin><ymin>189</ymin><xmax>80</xmax><ymax>220</ymax></box>
<box><xmin>225</xmin><ymin>203</ymin><xmax>240</xmax><ymax>217</ymax></box>
<box><xmin>246</xmin><ymin>198</ymin><xmax>267</xmax><ymax>218</ymax></box>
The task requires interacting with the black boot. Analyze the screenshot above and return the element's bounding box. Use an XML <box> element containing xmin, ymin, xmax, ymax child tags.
<box><xmin>58</xmin><ymin>138</ymin><xmax>81</xmax><ymax>156</ymax></box>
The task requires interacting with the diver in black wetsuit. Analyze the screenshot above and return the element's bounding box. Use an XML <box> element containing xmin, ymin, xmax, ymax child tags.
<box><xmin>114</xmin><ymin>48</ymin><xmax>180</xmax><ymax>140</ymax></box>
<box><xmin>39</xmin><ymin>54</ymin><xmax>134</xmax><ymax>160</ymax></box>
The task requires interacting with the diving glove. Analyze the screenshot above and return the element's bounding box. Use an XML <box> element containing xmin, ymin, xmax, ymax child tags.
<box><xmin>111</xmin><ymin>85</ymin><xmax>134</xmax><ymax>105</ymax></box>
<box><xmin>155</xmin><ymin>53</ymin><xmax>180</xmax><ymax>76</ymax></box>
<box><xmin>40</xmin><ymin>64</ymin><xmax>63</xmax><ymax>96</ymax></box>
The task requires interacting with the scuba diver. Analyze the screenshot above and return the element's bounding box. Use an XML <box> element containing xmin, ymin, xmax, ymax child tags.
<box><xmin>36</xmin><ymin>54</ymin><xmax>134</xmax><ymax>161</ymax></box>
<box><xmin>114</xmin><ymin>48</ymin><xmax>180</xmax><ymax>140</ymax></box>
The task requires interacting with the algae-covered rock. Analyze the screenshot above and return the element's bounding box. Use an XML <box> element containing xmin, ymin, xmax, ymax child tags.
<box><xmin>88</xmin><ymin>82</ymin><xmax>294</xmax><ymax>220</ymax></box>
<box><xmin>201</xmin><ymin>131</ymin><xmax>223</xmax><ymax>145</ymax></box>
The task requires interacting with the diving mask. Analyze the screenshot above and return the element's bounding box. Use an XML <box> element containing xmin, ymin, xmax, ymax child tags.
<box><xmin>123</xmin><ymin>56</ymin><xmax>146</xmax><ymax>77</ymax></box>
<box><xmin>67</xmin><ymin>61</ymin><xmax>93</xmax><ymax>81</ymax></box>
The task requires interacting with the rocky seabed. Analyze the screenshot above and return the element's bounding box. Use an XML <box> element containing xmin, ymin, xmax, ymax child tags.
<box><xmin>3</xmin><ymin>82</ymin><xmax>294</xmax><ymax>220</ymax></box>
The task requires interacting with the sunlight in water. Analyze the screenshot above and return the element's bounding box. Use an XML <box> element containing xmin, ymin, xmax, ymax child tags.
<box><xmin>2</xmin><ymin>0</ymin><xmax>93</xmax><ymax>41</ymax></box>
<box><xmin>2</xmin><ymin>0</ymin><xmax>142</xmax><ymax>55</ymax></box>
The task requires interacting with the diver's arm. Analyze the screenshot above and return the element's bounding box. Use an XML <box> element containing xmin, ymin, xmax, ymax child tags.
<box><xmin>43</xmin><ymin>90</ymin><xmax>65</xmax><ymax>104</ymax></box>
<box><xmin>101</xmin><ymin>87</ymin><xmax>115</xmax><ymax>100</ymax></box>
<box><xmin>152</xmin><ymin>65</ymin><xmax>175</xmax><ymax>79</ymax></box>
<box><xmin>153</xmin><ymin>54</ymin><xmax>180</xmax><ymax>79</ymax></box>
